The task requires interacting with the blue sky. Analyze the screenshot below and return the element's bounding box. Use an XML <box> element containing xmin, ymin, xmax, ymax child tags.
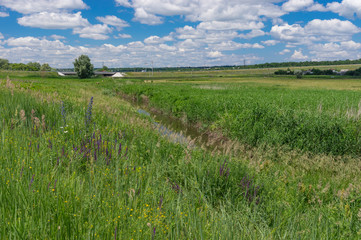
<box><xmin>1</xmin><ymin>0</ymin><xmax>361</xmax><ymax>68</ymax></box>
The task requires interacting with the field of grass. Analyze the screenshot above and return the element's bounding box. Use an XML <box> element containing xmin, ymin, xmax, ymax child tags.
<box><xmin>1</xmin><ymin>70</ymin><xmax>361</xmax><ymax>239</ymax></box>
<box><xmin>116</xmin><ymin>73</ymin><xmax>361</xmax><ymax>156</ymax></box>
<box><xmin>127</xmin><ymin>63</ymin><xmax>361</xmax><ymax>80</ymax></box>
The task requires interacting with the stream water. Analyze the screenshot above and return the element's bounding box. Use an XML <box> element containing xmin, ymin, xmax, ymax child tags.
<box><xmin>119</xmin><ymin>93</ymin><xmax>227</xmax><ymax>151</ymax></box>
<box><xmin>136</xmin><ymin>107</ymin><xmax>211</xmax><ymax>148</ymax></box>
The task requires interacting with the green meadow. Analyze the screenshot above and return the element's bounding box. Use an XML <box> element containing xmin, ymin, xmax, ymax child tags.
<box><xmin>0</xmin><ymin>69</ymin><xmax>361</xmax><ymax>239</ymax></box>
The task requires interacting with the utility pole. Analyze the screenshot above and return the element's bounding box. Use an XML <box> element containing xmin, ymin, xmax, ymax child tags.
<box><xmin>151</xmin><ymin>61</ymin><xmax>154</xmax><ymax>77</ymax></box>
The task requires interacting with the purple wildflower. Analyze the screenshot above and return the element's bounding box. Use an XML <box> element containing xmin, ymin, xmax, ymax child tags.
<box><xmin>170</xmin><ymin>180</ymin><xmax>181</xmax><ymax>193</ymax></box>
<box><xmin>118</xmin><ymin>143</ymin><xmax>122</xmax><ymax>156</ymax></box>
<box><xmin>123</xmin><ymin>147</ymin><xmax>128</xmax><ymax>158</ymax></box>
<box><xmin>29</xmin><ymin>174</ymin><xmax>35</xmax><ymax>190</ymax></box>
<box><xmin>239</xmin><ymin>175</ymin><xmax>261</xmax><ymax>205</ymax></box>
<box><xmin>219</xmin><ymin>159</ymin><xmax>230</xmax><ymax>178</ymax></box>
<box><xmin>61</xmin><ymin>101</ymin><xmax>66</xmax><ymax>126</ymax></box>
<box><xmin>152</xmin><ymin>227</ymin><xmax>156</xmax><ymax>240</ymax></box>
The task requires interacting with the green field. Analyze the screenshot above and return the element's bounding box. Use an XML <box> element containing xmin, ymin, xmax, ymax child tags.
<box><xmin>1</xmin><ymin>70</ymin><xmax>361</xmax><ymax>239</ymax></box>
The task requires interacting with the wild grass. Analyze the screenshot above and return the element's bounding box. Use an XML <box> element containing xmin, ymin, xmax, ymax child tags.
<box><xmin>0</xmin><ymin>72</ymin><xmax>360</xmax><ymax>239</ymax></box>
<box><xmin>117</xmin><ymin>80</ymin><xmax>361</xmax><ymax>156</ymax></box>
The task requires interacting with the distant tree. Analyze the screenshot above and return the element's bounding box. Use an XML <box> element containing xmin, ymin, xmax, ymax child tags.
<box><xmin>346</xmin><ymin>67</ymin><xmax>361</xmax><ymax>76</ymax></box>
<box><xmin>99</xmin><ymin>65</ymin><xmax>109</xmax><ymax>72</ymax></box>
<box><xmin>323</xmin><ymin>69</ymin><xmax>334</xmax><ymax>75</ymax></box>
<box><xmin>73</xmin><ymin>55</ymin><xmax>94</xmax><ymax>79</ymax></box>
<box><xmin>27</xmin><ymin>62</ymin><xmax>41</xmax><ymax>71</ymax></box>
<box><xmin>274</xmin><ymin>70</ymin><xmax>288</xmax><ymax>75</ymax></box>
<box><xmin>274</xmin><ymin>68</ymin><xmax>294</xmax><ymax>75</ymax></box>
<box><xmin>354</xmin><ymin>68</ymin><xmax>361</xmax><ymax>76</ymax></box>
<box><xmin>40</xmin><ymin>63</ymin><xmax>52</xmax><ymax>71</ymax></box>
<box><xmin>311</xmin><ymin>68</ymin><xmax>322</xmax><ymax>75</ymax></box>
<box><xmin>0</xmin><ymin>58</ymin><xmax>9</xmax><ymax>69</ymax></box>
<box><xmin>11</xmin><ymin>63</ymin><xmax>27</xmax><ymax>71</ymax></box>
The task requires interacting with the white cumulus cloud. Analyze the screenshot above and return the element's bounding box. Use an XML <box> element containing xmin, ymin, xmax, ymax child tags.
<box><xmin>207</xmin><ymin>51</ymin><xmax>223</xmax><ymax>58</ymax></box>
<box><xmin>305</xmin><ymin>19</ymin><xmax>360</xmax><ymax>37</ymax></box>
<box><xmin>270</xmin><ymin>23</ymin><xmax>306</xmax><ymax>43</ymax></box>
<box><xmin>327</xmin><ymin>0</ymin><xmax>361</xmax><ymax>19</ymax></box>
<box><xmin>282</xmin><ymin>0</ymin><xmax>314</xmax><ymax>12</ymax></box>
<box><xmin>307</xmin><ymin>3</ymin><xmax>327</xmax><ymax>12</ymax></box>
<box><xmin>239</xmin><ymin>30</ymin><xmax>266</xmax><ymax>39</ymax></box>
<box><xmin>50</xmin><ymin>34</ymin><xmax>66</xmax><ymax>40</ymax></box>
<box><xmin>0</xmin><ymin>11</ymin><xmax>8</xmax><ymax>17</ymax></box>
<box><xmin>115</xmin><ymin>0</ymin><xmax>132</xmax><ymax>8</ymax></box>
<box><xmin>279</xmin><ymin>49</ymin><xmax>290</xmax><ymax>55</ymax></box>
<box><xmin>96</xmin><ymin>15</ymin><xmax>129</xmax><ymax>30</ymax></box>
<box><xmin>6</xmin><ymin>36</ymin><xmax>66</xmax><ymax>49</ymax></box>
<box><xmin>208</xmin><ymin>41</ymin><xmax>264</xmax><ymax>51</ymax></box>
<box><xmin>115</xmin><ymin>34</ymin><xmax>132</xmax><ymax>39</ymax></box>
<box><xmin>133</xmin><ymin>8</ymin><xmax>163</xmax><ymax>25</ymax></box>
<box><xmin>144</xmin><ymin>36</ymin><xmax>170</xmax><ymax>45</ymax></box>
<box><xmin>271</xmin><ymin>19</ymin><xmax>360</xmax><ymax>44</ymax></box>
<box><xmin>309</xmin><ymin>41</ymin><xmax>361</xmax><ymax>60</ymax></box>
<box><xmin>18</xmin><ymin>12</ymin><xmax>89</xmax><ymax>29</ymax></box>
<box><xmin>198</xmin><ymin>21</ymin><xmax>264</xmax><ymax>31</ymax></box>
<box><xmin>262</xmin><ymin>40</ymin><xmax>279</xmax><ymax>46</ymax></box>
<box><xmin>73</xmin><ymin>24</ymin><xmax>112</xmax><ymax>40</ymax></box>
<box><xmin>291</xmin><ymin>50</ymin><xmax>308</xmax><ymax>60</ymax></box>
<box><xmin>0</xmin><ymin>0</ymin><xmax>87</xmax><ymax>14</ymax></box>
<box><xmin>115</xmin><ymin>0</ymin><xmax>284</xmax><ymax>26</ymax></box>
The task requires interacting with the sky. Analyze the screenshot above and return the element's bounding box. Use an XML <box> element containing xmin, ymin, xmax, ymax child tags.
<box><xmin>1</xmin><ymin>0</ymin><xmax>361</xmax><ymax>68</ymax></box>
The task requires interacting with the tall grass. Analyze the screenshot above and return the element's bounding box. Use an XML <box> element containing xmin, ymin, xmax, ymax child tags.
<box><xmin>0</xmin><ymin>75</ymin><xmax>360</xmax><ymax>239</ymax></box>
<box><xmin>117</xmin><ymin>82</ymin><xmax>361</xmax><ymax>156</ymax></box>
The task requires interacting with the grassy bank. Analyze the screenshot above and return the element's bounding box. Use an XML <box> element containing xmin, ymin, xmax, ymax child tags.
<box><xmin>0</xmin><ymin>72</ymin><xmax>360</xmax><ymax>239</ymax></box>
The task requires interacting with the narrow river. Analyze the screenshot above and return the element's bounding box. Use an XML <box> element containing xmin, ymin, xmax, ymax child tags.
<box><xmin>135</xmin><ymin>105</ymin><xmax>223</xmax><ymax>151</ymax></box>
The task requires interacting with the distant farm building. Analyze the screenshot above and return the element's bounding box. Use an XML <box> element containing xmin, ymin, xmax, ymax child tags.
<box><xmin>58</xmin><ymin>71</ymin><xmax>125</xmax><ymax>77</ymax></box>
<box><xmin>339</xmin><ymin>69</ymin><xmax>349</xmax><ymax>75</ymax></box>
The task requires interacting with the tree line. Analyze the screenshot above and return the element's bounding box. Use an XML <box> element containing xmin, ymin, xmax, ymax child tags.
<box><xmin>275</xmin><ymin>67</ymin><xmax>361</xmax><ymax>76</ymax></box>
<box><xmin>243</xmin><ymin>59</ymin><xmax>361</xmax><ymax>69</ymax></box>
<box><xmin>0</xmin><ymin>58</ymin><xmax>52</xmax><ymax>71</ymax></box>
